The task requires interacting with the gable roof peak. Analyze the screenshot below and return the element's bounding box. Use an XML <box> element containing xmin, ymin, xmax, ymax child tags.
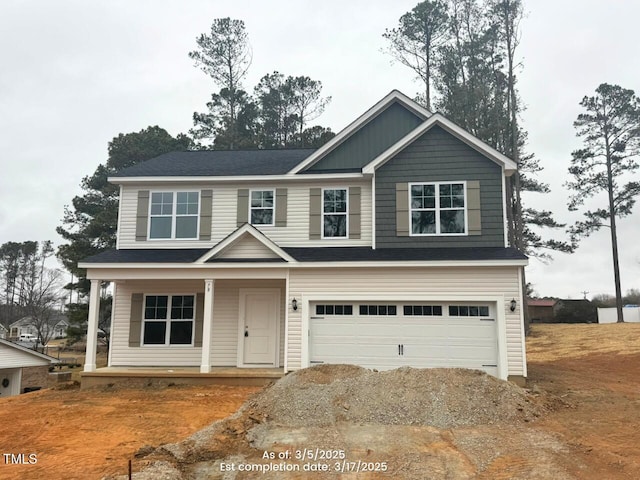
<box><xmin>196</xmin><ymin>223</ymin><xmax>296</xmax><ymax>264</ymax></box>
<box><xmin>362</xmin><ymin>112</ymin><xmax>518</xmax><ymax>175</ymax></box>
<box><xmin>288</xmin><ymin>90</ymin><xmax>431</xmax><ymax>175</ymax></box>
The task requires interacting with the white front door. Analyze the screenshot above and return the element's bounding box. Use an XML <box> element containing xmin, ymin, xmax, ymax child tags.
<box><xmin>239</xmin><ymin>289</ymin><xmax>279</xmax><ymax>366</ymax></box>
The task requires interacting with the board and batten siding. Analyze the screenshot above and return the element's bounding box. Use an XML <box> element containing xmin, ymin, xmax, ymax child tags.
<box><xmin>375</xmin><ymin>125</ymin><xmax>505</xmax><ymax>248</ymax></box>
<box><xmin>287</xmin><ymin>266</ymin><xmax>525</xmax><ymax>376</ymax></box>
<box><xmin>109</xmin><ymin>279</ymin><xmax>285</xmax><ymax>367</ymax></box>
<box><xmin>0</xmin><ymin>344</ymin><xmax>51</xmax><ymax>368</ymax></box>
<box><xmin>117</xmin><ymin>181</ymin><xmax>372</xmax><ymax>249</ymax></box>
<box><xmin>307</xmin><ymin>102</ymin><xmax>424</xmax><ymax>171</ymax></box>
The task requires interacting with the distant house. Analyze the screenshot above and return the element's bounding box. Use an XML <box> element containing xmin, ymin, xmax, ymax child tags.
<box><xmin>527</xmin><ymin>298</ymin><xmax>556</xmax><ymax>323</ymax></box>
<box><xmin>553</xmin><ymin>299</ymin><xmax>597</xmax><ymax>323</ymax></box>
<box><xmin>0</xmin><ymin>324</ymin><xmax>7</xmax><ymax>340</ymax></box>
<box><xmin>0</xmin><ymin>339</ymin><xmax>59</xmax><ymax>397</ymax></box>
<box><xmin>9</xmin><ymin>315</ymin><xmax>69</xmax><ymax>341</ymax></box>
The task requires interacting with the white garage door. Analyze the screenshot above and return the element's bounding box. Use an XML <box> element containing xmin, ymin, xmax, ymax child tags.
<box><xmin>309</xmin><ymin>302</ymin><xmax>499</xmax><ymax>377</ymax></box>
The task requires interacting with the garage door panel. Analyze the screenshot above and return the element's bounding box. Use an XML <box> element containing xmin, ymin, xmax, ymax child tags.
<box><xmin>403</xmin><ymin>324</ymin><xmax>451</xmax><ymax>339</ymax></box>
<box><xmin>358</xmin><ymin>331</ymin><xmax>399</xmax><ymax>340</ymax></box>
<box><xmin>404</xmin><ymin>345</ymin><xmax>451</xmax><ymax>360</ymax></box>
<box><xmin>448</xmin><ymin>346</ymin><xmax>496</xmax><ymax>361</ymax></box>
<box><xmin>358</xmin><ymin>344</ymin><xmax>401</xmax><ymax>358</ymax></box>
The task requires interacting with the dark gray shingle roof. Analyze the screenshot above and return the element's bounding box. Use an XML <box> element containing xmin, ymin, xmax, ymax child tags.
<box><xmin>81</xmin><ymin>247</ymin><xmax>526</xmax><ymax>264</ymax></box>
<box><xmin>82</xmin><ymin>249</ymin><xmax>209</xmax><ymax>263</ymax></box>
<box><xmin>110</xmin><ymin>149</ymin><xmax>315</xmax><ymax>177</ymax></box>
<box><xmin>283</xmin><ymin>247</ymin><xmax>527</xmax><ymax>262</ymax></box>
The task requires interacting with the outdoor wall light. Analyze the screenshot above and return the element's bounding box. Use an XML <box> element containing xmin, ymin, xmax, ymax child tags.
<box><xmin>292</xmin><ymin>298</ymin><xmax>298</xmax><ymax>311</ymax></box>
<box><xmin>510</xmin><ymin>298</ymin><xmax>517</xmax><ymax>312</ymax></box>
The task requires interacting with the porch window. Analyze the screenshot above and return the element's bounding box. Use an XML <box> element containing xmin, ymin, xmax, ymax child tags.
<box><xmin>143</xmin><ymin>295</ymin><xmax>194</xmax><ymax>345</ymax></box>
<box><xmin>149</xmin><ymin>191</ymin><xmax>199</xmax><ymax>239</ymax></box>
<box><xmin>250</xmin><ymin>190</ymin><xmax>274</xmax><ymax>225</ymax></box>
<box><xmin>410</xmin><ymin>182</ymin><xmax>466</xmax><ymax>235</ymax></box>
<box><xmin>322</xmin><ymin>188</ymin><xmax>348</xmax><ymax>238</ymax></box>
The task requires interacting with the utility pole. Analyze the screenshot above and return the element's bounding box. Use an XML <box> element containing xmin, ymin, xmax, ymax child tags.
<box><xmin>580</xmin><ymin>291</ymin><xmax>589</xmax><ymax>300</ymax></box>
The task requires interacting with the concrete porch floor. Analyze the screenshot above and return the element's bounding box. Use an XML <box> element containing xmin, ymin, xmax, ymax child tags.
<box><xmin>80</xmin><ymin>366</ymin><xmax>285</xmax><ymax>388</ymax></box>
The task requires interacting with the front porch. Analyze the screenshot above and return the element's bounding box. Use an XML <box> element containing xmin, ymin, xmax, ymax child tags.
<box><xmin>80</xmin><ymin>366</ymin><xmax>285</xmax><ymax>388</ymax></box>
<box><xmin>81</xmin><ymin>269</ymin><xmax>291</xmax><ymax>389</ymax></box>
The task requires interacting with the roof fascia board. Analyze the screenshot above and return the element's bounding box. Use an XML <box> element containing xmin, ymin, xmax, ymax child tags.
<box><xmin>195</xmin><ymin>224</ymin><xmax>296</xmax><ymax>264</ymax></box>
<box><xmin>108</xmin><ymin>172</ymin><xmax>366</xmax><ymax>184</ymax></box>
<box><xmin>80</xmin><ymin>259</ymin><xmax>528</xmax><ymax>269</ymax></box>
<box><xmin>288</xmin><ymin>90</ymin><xmax>432</xmax><ymax>175</ymax></box>
<box><xmin>362</xmin><ymin>114</ymin><xmax>518</xmax><ymax>175</ymax></box>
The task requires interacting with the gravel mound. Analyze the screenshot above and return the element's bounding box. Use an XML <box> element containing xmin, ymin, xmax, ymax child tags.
<box><xmin>247</xmin><ymin>365</ymin><xmax>542</xmax><ymax>428</ymax></box>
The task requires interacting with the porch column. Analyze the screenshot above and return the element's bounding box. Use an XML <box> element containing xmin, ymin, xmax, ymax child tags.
<box><xmin>200</xmin><ymin>279</ymin><xmax>215</xmax><ymax>373</ymax></box>
<box><xmin>84</xmin><ymin>279</ymin><xmax>101</xmax><ymax>372</ymax></box>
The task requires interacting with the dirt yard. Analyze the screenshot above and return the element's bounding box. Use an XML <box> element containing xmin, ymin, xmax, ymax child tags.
<box><xmin>0</xmin><ymin>323</ymin><xmax>639</xmax><ymax>479</ymax></box>
<box><xmin>0</xmin><ymin>384</ymin><xmax>261</xmax><ymax>480</ymax></box>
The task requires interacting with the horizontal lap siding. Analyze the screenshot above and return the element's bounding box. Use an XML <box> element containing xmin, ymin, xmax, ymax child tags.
<box><xmin>0</xmin><ymin>345</ymin><xmax>50</xmax><ymax>368</ymax></box>
<box><xmin>376</xmin><ymin>125</ymin><xmax>505</xmax><ymax>248</ymax></box>
<box><xmin>110</xmin><ymin>279</ymin><xmax>285</xmax><ymax>367</ymax></box>
<box><xmin>217</xmin><ymin>236</ymin><xmax>280</xmax><ymax>259</ymax></box>
<box><xmin>118</xmin><ymin>181</ymin><xmax>372</xmax><ymax>248</ymax></box>
<box><xmin>288</xmin><ymin>266</ymin><xmax>524</xmax><ymax>375</ymax></box>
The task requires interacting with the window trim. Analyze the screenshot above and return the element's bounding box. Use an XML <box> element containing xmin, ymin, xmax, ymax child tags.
<box><xmin>147</xmin><ymin>190</ymin><xmax>200</xmax><ymax>240</ymax></box>
<box><xmin>141</xmin><ymin>293</ymin><xmax>196</xmax><ymax>347</ymax></box>
<box><xmin>248</xmin><ymin>189</ymin><xmax>275</xmax><ymax>227</ymax></box>
<box><xmin>321</xmin><ymin>187</ymin><xmax>349</xmax><ymax>239</ymax></box>
<box><xmin>408</xmin><ymin>181</ymin><xmax>468</xmax><ymax>237</ymax></box>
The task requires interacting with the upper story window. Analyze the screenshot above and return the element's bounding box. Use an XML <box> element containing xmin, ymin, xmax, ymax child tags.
<box><xmin>149</xmin><ymin>191</ymin><xmax>199</xmax><ymax>239</ymax></box>
<box><xmin>410</xmin><ymin>182</ymin><xmax>466</xmax><ymax>235</ymax></box>
<box><xmin>322</xmin><ymin>188</ymin><xmax>348</xmax><ymax>238</ymax></box>
<box><xmin>250</xmin><ymin>190</ymin><xmax>274</xmax><ymax>225</ymax></box>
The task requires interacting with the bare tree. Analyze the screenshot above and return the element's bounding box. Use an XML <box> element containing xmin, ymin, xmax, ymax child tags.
<box><xmin>286</xmin><ymin>76</ymin><xmax>331</xmax><ymax>144</ymax></box>
<box><xmin>20</xmin><ymin>269</ymin><xmax>65</xmax><ymax>350</ymax></box>
<box><xmin>189</xmin><ymin>18</ymin><xmax>252</xmax><ymax>148</ymax></box>
<box><xmin>383</xmin><ymin>0</ymin><xmax>450</xmax><ymax>110</ymax></box>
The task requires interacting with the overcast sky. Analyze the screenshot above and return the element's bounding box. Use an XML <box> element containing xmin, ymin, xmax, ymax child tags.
<box><xmin>1</xmin><ymin>0</ymin><xmax>638</xmax><ymax>299</ymax></box>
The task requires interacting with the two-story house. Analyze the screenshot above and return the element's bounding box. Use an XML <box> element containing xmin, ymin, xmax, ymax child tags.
<box><xmin>79</xmin><ymin>90</ymin><xmax>527</xmax><ymax>388</ymax></box>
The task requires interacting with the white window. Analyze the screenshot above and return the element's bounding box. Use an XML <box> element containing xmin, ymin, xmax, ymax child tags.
<box><xmin>403</xmin><ymin>305</ymin><xmax>443</xmax><ymax>316</ymax></box>
<box><xmin>149</xmin><ymin>192</ymin><xmax>199</xmax><ymax>239</ymax></box>
<box><xmin>410</xmin><ymin>182</ymin><xmax>466</xmax><ymax>235</ymax></box>
<box><xmin>359</xmin><ymin>305</ymin><xmax>397</xmax><ymax>315</ymax></box>
<box><xmin>315</xmin><ymin>304</ymin><xmax>353</xmax><ymax>315</ymax></box>
<box><xmin>449</xmin><ymin>305</ymin><xmax>490</xmax><ymax>317</ymax></box>
<box><xmin>142</xmin><ymin>295</ymin><xmax>195</xmax><ymax>345</ymax></box>
<box><xmin>250</xmin><ymin>190</ymin><xmax>274</xmax><ymax>225</ymax></box>
<box><xmin>322</xmin><ymin>188</ymin><xmax>348</xmax><ymax>238</ymax></box>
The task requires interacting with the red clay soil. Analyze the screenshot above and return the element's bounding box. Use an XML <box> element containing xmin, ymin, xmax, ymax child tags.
<box><xmin>528</xmin><ymin>352</ymin><xmax>640</xmax><ymax>479</ymax></box>
<box><xmin>0</xmin><ymin>384</ymin><xmax>261</xmax><ymax>480</ymax></box>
